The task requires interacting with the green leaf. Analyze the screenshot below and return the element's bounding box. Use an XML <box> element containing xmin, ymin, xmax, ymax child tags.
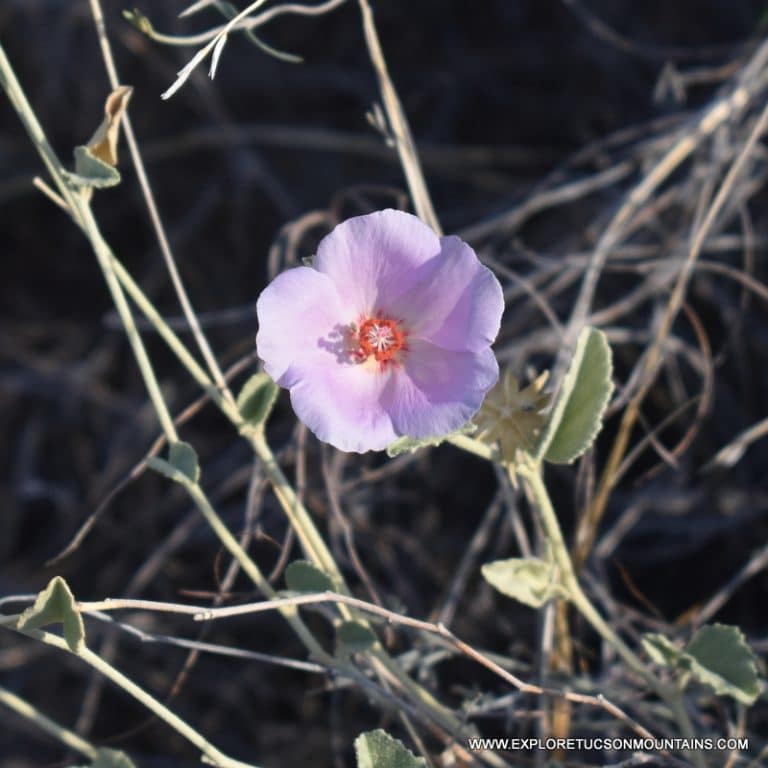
<box><xmin>285</xmin><ymin>560</ymin><xmax>335</xmax><ymax>593</ymax></box>
<box><xmin>683</xmin><ymin>624</ymin><xmax>761</xmax><ymax>705</ymax></box>
<box><xmin>355</xmin><ymin>729</ymin><xmax>426</xmax><ymax>768</ymax></box>
<box><xmin>642</xmin><ymin>633</ymin><xmax>683</xmax><ymax>666</ymax></box>
<box><xmin>481</xmin><ymin>558</ymin><xmax>565</xmax><ymax>608</ymax></box>
<box><xmin>148</xmin><ymin>441</ymin><xmax>200</xmax><ymax>485</ymax></box>
<box><xmin>237</xmin><ymin>373</ymin><xmax>279</xmax><ymax>427</ymax></box>
<box><xmin>336</xmin><ymin>621</ymin><xmax>377</xmax><ymax>654</ymax></box>
<box><xmin>74</xmin><ymin>749</ymin><xmax>138</xmax><ymax>768</ymax></box>
<box><xmin>17</xmin><ymin>577</ymin><xmax>85</xmax><ymax>653</ymax></box>
<box><xmin>64</xmin><ymin>146</ymin><xmax>121</xmax><ymax>189</ymax></box>
<box><xmin>387</xmin><ymin>423</ymin><xmax>476</xmax><ymax>457</ymax></box>
<box><xmin>642</xmin><ymin>625</ymin><xmax>762</xmax><ymax>706</ymax></box>
<box><xmin>539</xmin><ymin>326</ymin><xmax>613</xmax><ymax>464</ymax></box>
<box><xmin>168</xmin><ymin>441</ymin><xmax>200</xmax><ymax>483</ymax></box>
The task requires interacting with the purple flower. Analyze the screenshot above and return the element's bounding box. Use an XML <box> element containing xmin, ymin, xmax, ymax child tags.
<box><xmin>256</xmin><ymin>209</ymin><xmax>504</xmax><ymax>453</ymax></box>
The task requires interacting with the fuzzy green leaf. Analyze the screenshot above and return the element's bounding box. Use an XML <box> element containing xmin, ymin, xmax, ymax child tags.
<box><xmin>75</xmin><ymin>749</ymin><xmax>138</xmax><ymax>768</ymax></box>
<box><xmin>285</xmin><ymin>560</ymin><xmax>335</xmax><ymax>593</ymax></box>
<box><xmin>683</xmin><ymin>624</ymin><xmax>761</xmax><ymax>705</ymax></box>
<box><xmin>539</xmin><ymin>326</ymin><xmax>613</xmax><ymax>464</ymax></box>
<box><xmin>337</xmin><ymin>621</ymin><xmax>377</xmax><ymax>653</ymax></box>
<box><xmin>168</xmin><ymin>441</ymin><xmax>200</xmax><ymax>483</ymax></box>
<box><xmin>237</xmin><ymin>373</ymin><xmax>279</xmax><ymax>426</ymax></box>
<box><xmin>642</xmin><ymin>625</ymin><xmax>761</xmax><ymax>706</ymax></box>
<box><xmin>387</xmin><ymin>423</ymin><xmax>476</xmax><ymax>457</ymax></box>
<box><xmin>148</xmin><ymin>441</ymin><xmax>200</xmax><ymax>485</ymax></box>
<box><xmin>355</xmin><ymin>729</ymin><xmax>426</xmax><ymax>768</ymax></box>
<box><xmin>481</xmin><ymin>558</ymin><xmax>565</xmax><ymax>608</ymax></box>
<box><xmin>17</xmin><ymin>577</ymin><xmax>85</xmax><ymax>653</ymax></box>
<box><xmin>65</xmin><ymin>146</ymin><xmax>121</xmax><ymax>189</ymax></box>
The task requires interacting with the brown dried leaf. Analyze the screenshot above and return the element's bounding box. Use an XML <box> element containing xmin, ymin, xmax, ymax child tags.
<box><xmin>85</xmin><ymin>86</ymin><xmax>133</xmax><ymax>167</ymax></box>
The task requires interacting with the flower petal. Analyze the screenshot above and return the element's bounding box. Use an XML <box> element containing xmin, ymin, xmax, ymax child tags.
<box><xmin>314</xmin><ymin>209</ymin><xmax>441</xmax><ymax>316</ymax></box>
<box><xmin>383</xmin><ymin>340</ymin><xmax>499</xmax><ymax>438</ymax></box>
<box><xmin>390</xmin><ymin>235</ymin><xmax>504</xmax><ymax>352</ymax></box>
<box><xmin>256</xmin><ymin>266</ymin><xmax>351</xmax><ymax>386</ymax></box>
<box><xmin>289</xmin><ymin>362</ymin><xmax>398</xmax><ymax>452</ymax></box>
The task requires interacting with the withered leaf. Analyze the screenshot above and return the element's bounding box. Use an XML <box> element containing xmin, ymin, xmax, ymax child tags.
<box><xmin>85</xmin><ymin>85</ymin><xmax>133</xmax><ymax>167</ymax></box>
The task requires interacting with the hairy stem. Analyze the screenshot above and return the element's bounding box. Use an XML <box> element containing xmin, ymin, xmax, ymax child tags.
<box><xmin>518</xmin><ymin>462</ymin><xmax>705</xmax><ymax>768</ymax></box>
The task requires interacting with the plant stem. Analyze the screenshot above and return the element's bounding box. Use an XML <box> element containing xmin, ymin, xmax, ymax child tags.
<box><xmin>88</xmin><ymin>0</ymin><xmax>236</xmax><ymax>408</ymax></box>
<box><xmin>178</xmin><ymin>468</ymin><xmax>330</xmax><ymax>663</ymax></box>
<box><xmin>0</xmin><ymin>42</ymin><xmax>178</xmax><ymax>445</ymax></box>
<box><xmin>357</xmin><ymin>0</ymin><xmax>440</xmax><ymax>233</ymax></box>
<box><xmin>247</xmin><ymin>431</ymin><xmax>468</xmax><ymax>738</ymax></box>
<box><xmin>0</xmin><ymin>684</ymin><xmax>97</xmax><ymax>760</ymax></box>
<box><xmin>517</xmin><ymin>462</ymin><xmax>705</xmax><ymax>768</ymax></box>
<box><xmin>7</xmin><ymin>627</ymin><xmax>260</xmax><ymax>768</ymax></box>
<box><xmin>0</xmin><ymin>38</ymin><xmax>465</xmax><ymax>744</ymax></box>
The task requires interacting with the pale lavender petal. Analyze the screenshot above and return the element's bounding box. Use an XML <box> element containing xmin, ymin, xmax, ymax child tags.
<box><xmin>290</xmin><ymin>362</ymin><xmax>398</xmax><ymax>453</ymax></box>
<box><xmin>314</xmin><ymin>209</ymin><xmax>441</xmax><ymax>316</ymax></box>
<box><xmin>389</xmin><ymin>235</ymin><xmax>504</xmax><ymax>352</ymax></box>
<box><xmin>256</xmin><ymin>266</ymin><xmax>351</xmax><ymax>386</ymax></box>
<box><xmin>383</xmin><ymin>340</ymin><xmax>499</xmax><ymax>438</ymax></box>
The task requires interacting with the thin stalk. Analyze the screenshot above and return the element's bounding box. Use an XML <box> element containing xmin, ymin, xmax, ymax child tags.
<box><xmin>110</xmin><ymin>257</ymin><xmax>240</xmax><ymax>424</ymax></box>
<box><xmin>88</xmin><ymin>0</ymin><xmax>236</xmax><ymax>408</ymax></box>
<box><xmin>180</xmin><ymin>470</ymin><xmax>330</xmax><ymax>662</ymax></box>
<box><xmin>357</xmin><ymin>0</ymin><xmax>440</xmax><ymax>233</ymax></box>
<box><xmin>517</xmin><ymin>462</ymin><xmax>705</xmax><ymax>768</ymax></box>
<box><xmin>0</xmin><ymin>42</ymin><xmax>178</xmax><ymax>444</ymax></box>
<box><xmin>247</xmin><ymin>431</ymin><xmax>467</xmax><ymax>738</ymax></box>
<box><xmin>8</xmin><ymin>627</ymin><xmax>259</xmax><ymax>768</ymax></box>
<box><xmin>77</xmin><ymin>203</ymin><xmax>179</xmax><ymax>442</ymax></box>
<box><xmin>1</xmin><ymin>39</ymin><xmax>465</xmax><ymax>742</ymax></box>
<box><xmin>0</xmin><ymin>685</ymin><xmax>97</xmax><ymax>761</ymax></box>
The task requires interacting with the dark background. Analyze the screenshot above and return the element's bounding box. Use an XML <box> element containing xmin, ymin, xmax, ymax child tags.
<box><xmin>1</xmin><ymin>1</ymin><xmax>767</xmax><ymax>766</ymax></box>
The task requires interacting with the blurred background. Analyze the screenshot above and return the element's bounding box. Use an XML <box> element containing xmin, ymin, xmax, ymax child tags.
<box><xmin>1</xmin><ymin>1</ymin><xmax>767</xmax><ymax>766</ymax></box>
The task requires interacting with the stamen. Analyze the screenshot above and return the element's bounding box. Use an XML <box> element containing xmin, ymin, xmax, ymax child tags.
<box><xmin>355</xmin><ymin>317</ymin><xmax>405</xmax><ymax>364</ymax></box>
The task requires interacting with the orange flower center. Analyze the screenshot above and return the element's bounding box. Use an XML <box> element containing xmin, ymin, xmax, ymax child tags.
<box><xmin>356</xmin><ymin>317</ymin><xmax>405</xmax><ymax>363</ymax></box>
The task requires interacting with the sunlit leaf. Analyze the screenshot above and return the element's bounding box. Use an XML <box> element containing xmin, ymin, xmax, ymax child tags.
<box><xmin>17</xmin><ymin>577</ymin><xmax>85</xmax><ymax>653</ymax></box>
<box><xmin>74</xmin><ymin>749</ymin><xmax>138</xmax><ymax>768</ymax></box>
<box><xmin>355</xmin><ymin>729</ymin><xmax>426</xmax><ymax>768</ymax></box>
<box><xmin>539</xmin><ymin>326</ymin><xmax>613</xmax><ymax>464</ymax></box>
<box><xmin>481</xmin><ymin>558</ymin><xmax>565</xmax><ymax>608</ymax></box>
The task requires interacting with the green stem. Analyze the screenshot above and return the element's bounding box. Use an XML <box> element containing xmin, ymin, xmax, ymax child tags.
<box><xmin>8</xmin><ymin>627</ymin><xmax>260</xmax><ymax>768</ymax></box>
<box><xmin>0</xmin><ymin>42</ymin><xmax>178</xmax><ymax>444</ymax></box>
<box><xmin>518</xmin><ymin>461</ymin><xmax>705</xmax><ymax>768</ymax></box>
<box><xmin>179</xmin><ymin>470</ymin><xmax>330</xmax><ymax>662</ymax></box>
<box><xmin>78</xmin><ymin>204</ymin><xmax>179</xmax><ymax>441</ymax></box>
<box><xmin>1</xmin><ymin>39</ymin><xmax>465</xmax><ymax>743</ymax></box>
<box><xmin>110</xmin><ymin>257</ymin><xmax>240</xmax><ymax>423</ymax></box>
<box><xmin>247</xmin><ymin>431</ymin><xmax>468</xmax><ymax>738</ymax></box>
<box><xmin>0</xmin><ymin>684</ymin><xmax>97</xmax><ymax>760</ymax></box>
